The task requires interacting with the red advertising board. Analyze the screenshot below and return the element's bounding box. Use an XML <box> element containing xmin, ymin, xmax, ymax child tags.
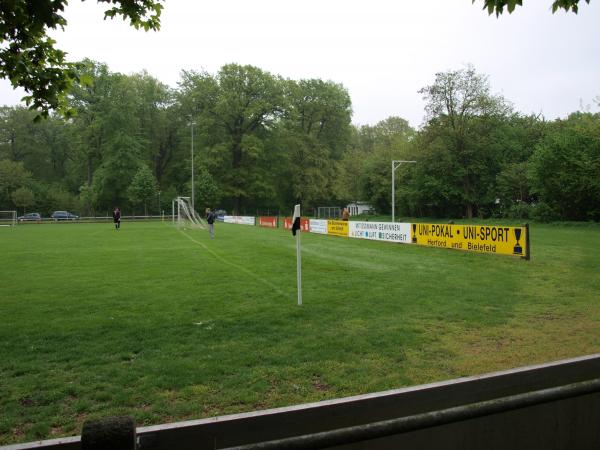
<box><xmin>258</xmin><ymin>216</ymin><xmax>278</xmax><ymax>228</ymax></box>
<box><xmin>283</xmin><ymin>217</ymin><xmax>309</xmax><ymax>232</ymax></box>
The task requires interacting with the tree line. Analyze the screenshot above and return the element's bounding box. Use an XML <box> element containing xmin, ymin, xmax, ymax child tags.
<box><xmin>1</xmin><ymin>62</ymin><xmax>598</xmax><ymax>221</ymax></box>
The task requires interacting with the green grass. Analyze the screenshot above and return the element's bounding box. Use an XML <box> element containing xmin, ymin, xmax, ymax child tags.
<box><xmin>1</xmin><ymin>221</ymin><xmax>599</xmax><ymax>444</ymax></box>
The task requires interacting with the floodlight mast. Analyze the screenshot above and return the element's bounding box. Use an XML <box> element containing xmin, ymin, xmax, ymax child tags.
<box><xmin>391</xmin><ymin>160</ymin><xmax>416</xmax><ymax>223</ymax></box>
<box><xmin>190</xmin><ymin>118</ymin><xmax>196</xmax><ymax>211</ymax></box>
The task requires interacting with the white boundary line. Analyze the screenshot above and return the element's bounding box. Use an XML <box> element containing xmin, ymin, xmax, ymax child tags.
<box><xmin>178</xmin><ymin>229</ymin><xmax>290</xmax><ymax>298</ymax></box>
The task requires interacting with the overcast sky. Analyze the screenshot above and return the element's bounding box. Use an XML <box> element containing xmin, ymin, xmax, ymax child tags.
<box><xmin>1</xmin><ymin>0</ymin><xmax>599</xmax><ymax>127</ymax></box>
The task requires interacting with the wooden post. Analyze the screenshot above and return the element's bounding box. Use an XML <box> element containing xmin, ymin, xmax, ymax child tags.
<box><xmin>81</xmin><ymin>416</ymin><xmax>137</xmax><ymax>450</ymax></box>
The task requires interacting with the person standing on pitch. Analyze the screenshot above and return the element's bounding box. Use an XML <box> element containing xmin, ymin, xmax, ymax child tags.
<box><xmin>205</xmin><ymin>208</ymin><xmax>215</xmax><ymax>239</ymax></box>
<box><xmin>113</xmin><ymin>207</ymin><xmax>121</xmax><ymax>230</ymax></box>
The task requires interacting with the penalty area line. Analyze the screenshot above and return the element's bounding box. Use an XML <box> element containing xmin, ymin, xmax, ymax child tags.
<box><xmin>178</xmin><ymin>229</ymin><xmax>290</xmax><ymax>299</ymax></box>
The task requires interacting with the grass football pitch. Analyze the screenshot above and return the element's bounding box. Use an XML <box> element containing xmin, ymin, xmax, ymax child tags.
<box><xmin>1</xmin><ymin>220</ymin><xmax>599</xmax><ymax>444</ymax></box>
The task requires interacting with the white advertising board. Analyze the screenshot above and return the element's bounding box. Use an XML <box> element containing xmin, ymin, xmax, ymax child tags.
<box><xmin>309</xmin><ymin>219</ymin><xmax>328</xmax><ymax>234</ymax></box>
<box><xmin>349</xmin><ymin>221</ymin><xmax>412</xmax><ymax>244</ymax></box>
<box><xmin>224</xmin><ymin>216</ymin><xmax>256</xmax><ymax>226</ymax></box>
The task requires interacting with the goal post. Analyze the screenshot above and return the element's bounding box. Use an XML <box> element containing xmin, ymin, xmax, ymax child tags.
<box><xmin>317</xmin><ymin>206</ymin><xmax>341</xmax><ymax>219</ymax></box>
<box><xmin>0</xmin><ymin>211</ymin><xmax>17</xmax><ymax>227</ymax></box>
<box><xmin>172</xmin><ymin>197</ymin><xmax>206</xmax><ymax>229</ymax></box>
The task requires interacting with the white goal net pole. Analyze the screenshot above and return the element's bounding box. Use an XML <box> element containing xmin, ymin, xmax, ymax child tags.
<box><xmin>0</xmin><ymin>211</ymin><xmax>17</xmax><ymax>227</ymax></box>
<box><xmin>174</xmin><ymin>197</ymin><xmax>206</xmax><ymax>229</ymax></box>
<box><xmin>178</xmin><ymin>199</ymin><xmax>181</xmax><ymax>227</ymax></box>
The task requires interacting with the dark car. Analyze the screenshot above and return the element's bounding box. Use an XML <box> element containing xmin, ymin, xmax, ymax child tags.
<box><xmin>18</xmin><ymin>212</ymin><xmax>42</xmax><ymax>222</ymax></box>
<box><xmin>51</xmin><ymin>211</ymin><xmax>79</xmax><ymax>221</ymax></box>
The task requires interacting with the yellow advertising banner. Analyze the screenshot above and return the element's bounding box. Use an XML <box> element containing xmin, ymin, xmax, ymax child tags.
<box><xmin>327</xmin><ymin>220</ymin><xmax>349</xmax><ymax>237</ymax></box>
<box><xmin>411</xmin><ymin>223</ymin><xmax>529</xmax><ymax>259</ymax></box>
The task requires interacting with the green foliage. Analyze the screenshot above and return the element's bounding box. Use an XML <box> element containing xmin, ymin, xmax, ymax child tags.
<box><xmin>506</xmin><ymin>202</ymin><xmax>532</xmax><ymax>219</ymax></box>
<box><xmin>0</xmin><ymin>159</ymin><xmax>32</xmax><ymax>208</ymax></box>
<box><xmin>92</xmin><ymin>132</ymin><xmax>144</xmax><ymax>209</ymax></box>
<box><xmin>400</xmin><ymin>110</ymin><xmax>548</xmax><ymax>219</ymax></box>
<box><xmin>416</xmin><ymin>66</ymin><xmax>512</xmax><ymax>218</ymax></box>
<box><xmin>101</xmin><ymin>0</ymin><xmax>163</xmax><ymax>30</ymax></box>
<box><xmin>333</xmin><ymin>148</ymin><xmax>364</xmax><ymax>204</ymax></box>
<box><xmin>0</xmin><ymin>0</ymin><xmax>163</xmax><ymax>118</ymax></box>
<box><xmin>279</xmin><ymin>78</ymin><xmax>353</xmax><ymax>208</ymax></box>
<box><xmin>529</xmin><ymin>113</ymin><xmax>600</xmax><ymax>221</ymax></box>
<box><xmin>402</xmin><ymin>134</ymin><xmax>464</xmax><ymax>217</ymax></box>
<box><xmin>475</xmin><ymin>0</ymin><xmax>591</xmax><ymax>16</ymax></box>
<box><xmin>11</xmin><ymin>186</ymin><xmax>35</xmax><ymax>214</ymax></box>
<box><xmin>530</xmin><ymin>202</ymin><xmax>559</xmax><ymax>222</ymax></box>
<box><xmin>0</xmin><ymin>62</ymin><xmax>597</xmax><ymax>222</ymax></box>
<box><xmin>127</xmin><ymin>165</ymin><xmax>157</xmax><ymax>215</ymax></box>
<box><xmin>179</xmin><ymin>64</ymin><xmax>286</xmax><ymax>213</ymax></box>
<box><xmin>343</xmin><ymin>117</ymin><xmax>415</xmax><ymax>214</ymax></box>
<box><xmin>496</xmin><ymin>162</ymin><xmax>532</xmax><ymax>208</ymax></box>
<box><xmin>79</xmin><ymin>184</ymin><xmax>95</xmax><ymax>216</ymax></box>
<box><xmin>45</xmin><ymin>183</ymin><xmax>80</xmax><ymax>213</ymax></box>
<box><xmin>195</xmin><ymin>167</ymin><xmax>220</xmax><ymax>210</ymax></box>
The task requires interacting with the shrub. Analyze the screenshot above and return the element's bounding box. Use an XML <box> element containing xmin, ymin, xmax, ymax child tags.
<box><xmin>506</xmin><ymin>202</ymin><xmax>532</xmax><ymax>219</ymax></box>
<box><xmin>531</xmin><ymin>202</ymin><xmax>559</xmax><ymax>223</ymax></box>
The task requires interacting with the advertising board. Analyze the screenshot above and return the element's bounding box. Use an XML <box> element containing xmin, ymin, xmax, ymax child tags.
<box><xmin>349</xmin><ymin>221</ymin><xmax>411</xmax><ymax>244</ymax></box>
<box><xmin>223</xmin><ymin>216</ymin><xmax>256</xmax><ymax>226</ymax></box>
<box><xmin>327</xmin><ymin>220</ymin><xmax>349</xmax><ymax>237</ymax></box>
<box><xmin>309</xmin><ymin>219</ymin><xmax>328</xmax><ymax>235</ymax></box>
<box><xmin>283</xmin><ymin>217</ymin><xmax>309</xmax><ymax>232</ymax></box>
<box><xmin>411</xmin><ymin>223</ymin><xmax>529</xmax><ymax>258</ymax></box>
<box><xmin>258</xmin><ymin>216</ymin><xmax>277</xmax><ymax>228</ymax></box>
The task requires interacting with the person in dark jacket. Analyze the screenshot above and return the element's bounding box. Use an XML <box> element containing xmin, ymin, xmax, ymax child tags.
<box><xmin>113</xmin><ymin>207</ymin><xmax>121</xmax><ymax>230</ymax></box>
<box><xmin>205</xmin><ymin>208</ymin><xmax>215</xmax><ymax>238</ymax></box>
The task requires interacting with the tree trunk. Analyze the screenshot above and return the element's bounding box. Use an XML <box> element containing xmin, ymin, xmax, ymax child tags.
<box><xmin>463</xmin><ymin>174</ymin><xmax>474</xmax><ymax>219</ymax></box>
<box><xmin>87</xmin><ymin>155</ymin><xmax>94</xmax><ymax>186</ymax></box>
<box><xmin>466</xmin><ymin>204</ymin><xmax>473</xmax><ymax>219</ymax></box>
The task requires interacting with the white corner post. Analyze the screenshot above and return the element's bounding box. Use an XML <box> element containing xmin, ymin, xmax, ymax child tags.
<box><xmin>293</xmin><ymin>203</ymin><xmax>302</xmax><ymax>306</ymax></box>
<box><xmin>296</xmin><ymin>225</ymin><xmax>302</xmax><ymax>306</ymax></box>
<box><xmin>391</xmin><ymin>160</ymin><xmax>416</xmax><ymax>223</ymax></box>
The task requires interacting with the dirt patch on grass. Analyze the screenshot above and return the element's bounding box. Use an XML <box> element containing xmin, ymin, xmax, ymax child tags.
<box><xmin>18</xmin><ymin>397</ymin><xmax>35</xmax><ymax>407</ymax></box>
<box><xmin>446</xmin><ymin>308</ymin><xmax>600</xmax><ymax>376</ymax></box>
<box><xmin>312</xmin><ymin>375</ymin><xmax>330</xmax><ymax>392</ymax></box>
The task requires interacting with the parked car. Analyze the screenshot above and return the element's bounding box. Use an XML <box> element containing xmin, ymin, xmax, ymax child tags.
<box><xmin>214</xmin><ymin>209</ymin><xmax>227</xmax><ymax>221</ymax></box>
<box><xmin>51</xmin><ymin>211</ymin><xmax>79</xmax><ymax>221</ymax></box>
<box><xmin>18</xmin><ymin>212</ymin><xmax>42</xmax><ymax>222</ymax></box>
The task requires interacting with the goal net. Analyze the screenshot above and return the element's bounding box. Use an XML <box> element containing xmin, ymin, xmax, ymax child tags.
<box><xmin>0</xmin><ymin>211</ymin><xmax>17</xmax><ymax>227</ymax></box>
<box><xmin>317</xmin><ymin>206</ymin><xmax>341</xmax><ymax>219</ymax></box>
<box><xmin>172</xmin><ymin>197</ymin><xmax>206</xmax><ymax>229</ymax></box>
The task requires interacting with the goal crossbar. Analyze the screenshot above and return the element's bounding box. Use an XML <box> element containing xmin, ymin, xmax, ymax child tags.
<box><xmin>172</xmin><ymin>197</ymin><xmax>206</xmax><ymax>229</ymax></box>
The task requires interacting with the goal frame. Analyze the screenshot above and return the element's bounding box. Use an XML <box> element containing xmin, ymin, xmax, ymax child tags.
<box><xmin>172</xmin><ymin>197</ymin><xmax>206</xmax><ymax>229</ymax></box>
<box><xmin>317</xmin><ymin>206</ymin><xmax>341</xmax><ymax>220</ymax></box>
<box><xmin>0</xmin><ymin>210</ymin><xmax>17</xmax><ymax>227</ymax></box>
